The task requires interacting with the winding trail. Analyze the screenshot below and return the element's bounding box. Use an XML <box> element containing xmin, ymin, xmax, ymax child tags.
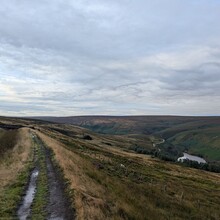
<box><xmin>45</xmin><ymin>144</ymin><xmax>74</xmax><ymax>220</ymax></box>
<box><xmin>17</xmin><ymin>133</ymin><xmax>75</xmax><ymax>220</ymax></box>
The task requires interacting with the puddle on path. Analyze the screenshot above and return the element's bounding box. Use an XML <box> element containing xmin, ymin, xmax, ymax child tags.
<box><xmin>17</xmin><ymin>168</ymin><xmax>39</xmax><ymax>220</ymax></box>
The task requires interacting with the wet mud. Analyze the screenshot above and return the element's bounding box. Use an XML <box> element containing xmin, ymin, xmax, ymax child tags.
<box><xmin>17</xmin><ymin>134</ymin><xmax>75</xmax><ymax>220</ymax></box>
<box><xmin>45</xmin><ymin>146</ymin><xmax>75</xmax><ymax>220</ymax></box>
<box><xmin>17</xmin><ymin>168</ymin><xmax>39</xmax><ymax>220</ymax></box>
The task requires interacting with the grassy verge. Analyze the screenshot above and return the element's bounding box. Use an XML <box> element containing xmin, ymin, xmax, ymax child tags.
<box><xmin>0</xmin><ymin>163</ymin><xmax>32</xmax><ymax>219</ymax></box>
<box><xmin>0</xmin><ymin>129</ymin><xmax>33</xmax><ymax>218</ymax></box>
<box><xmin>31</xmin><ymin>138</ymin><xmax>48</xmax><ymax>220</ymax></box>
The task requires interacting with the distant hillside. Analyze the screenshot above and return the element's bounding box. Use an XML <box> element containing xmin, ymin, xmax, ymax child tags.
<box><xmin>34</xmin><ymin>116</ymin><xmax>220</xmax><ymax>162</ymax></box>
<box><xmin>33</xmin><ymin>115</ymin><xmax>207</xmax><ymax>134</ymax></box>
<box><xmin>34</xmin><ymin>115</ymin><xmax>220</xmax><ymax>135</ymax></box>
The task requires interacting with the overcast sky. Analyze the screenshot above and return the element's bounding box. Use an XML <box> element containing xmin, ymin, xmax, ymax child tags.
<box><xmin>0</xmin><ymin>0</ymin><xmax>220</xmax><ymax>116</ymax></box>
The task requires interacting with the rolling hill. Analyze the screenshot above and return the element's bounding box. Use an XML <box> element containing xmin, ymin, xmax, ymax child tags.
<box><xmin>34</xmin><ymin>116</ymin><xmax>220</xmax><ymax>162</ymax></box>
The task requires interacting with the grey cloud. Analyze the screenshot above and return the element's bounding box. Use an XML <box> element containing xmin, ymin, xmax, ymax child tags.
<box><xmin>160</xmin><ymin>62</ymin><xmax>220</xmax><ymax>93</ymax></box>
<box><xmin>0</xmin><ymin>0</ymin><xmax>220</xmax><ymax>116</ymax></box>
<box><xmin>1</xmin><ymin>0</ymin><xmax>220</xmax><ymax>58</ymax></box>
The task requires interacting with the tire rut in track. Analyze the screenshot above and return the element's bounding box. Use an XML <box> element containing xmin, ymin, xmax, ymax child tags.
<box><xmin>44</xmin><ymin>146</ymin><xmax>74</xmax><ymax>220</ymax></box>
<box><xmin>18</xmin><ymin>134</ymin><xmax>75</xmax><ymax>220</ymax></box>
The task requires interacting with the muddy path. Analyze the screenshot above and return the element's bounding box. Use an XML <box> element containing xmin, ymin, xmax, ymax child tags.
<box><xmin>17</xmin><ymin>134</ymin><xmax>75</xmax><ymax>220</ymax></box>
<box><xmin>44</xmin><ymin>143</ymin><xmax>75</xmax><ymax>220</ymax></box>
<box><xmin>17</xmin><ymin>168</ymin><xmax>39</xmax><ymax>220</ymax></box>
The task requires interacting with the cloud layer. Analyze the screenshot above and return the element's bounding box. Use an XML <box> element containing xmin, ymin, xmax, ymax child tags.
<box><xmin>0</xmin><ymin>0</ymin><xmax>220</xmax><ymax>116</ymax></box>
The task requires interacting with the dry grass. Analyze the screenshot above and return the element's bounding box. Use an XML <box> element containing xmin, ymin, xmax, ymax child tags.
<box><xmin>0</xmin><ymin>128</ymin><xmax>32</xmax><ymax>189</ymax></box>
<box><xmin>36</xmin><ymin>130</ymin><xmax>108</xmax><ymax>220</ymax></box>
<box><xmin>37</xmin><ymin>128</ymin><xmax>220</xmax><ymax>220</ymax></box>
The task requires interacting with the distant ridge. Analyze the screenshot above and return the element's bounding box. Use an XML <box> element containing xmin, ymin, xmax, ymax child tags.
<box><xmin>32</xmin><ymin>115</ymin><xmax>220</xmax><ymax>135</ymax></box>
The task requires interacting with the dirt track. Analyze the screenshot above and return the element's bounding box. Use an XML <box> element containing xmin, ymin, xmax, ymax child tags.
<box><xmin>45</xmin><ymin>146</ymin><xmax>74</xmax><ymax>220</ymax></box>
<box><xmin>17</xmin><ymin>134</ymin><xmax>75</xmax><ymax>220</ymax></box>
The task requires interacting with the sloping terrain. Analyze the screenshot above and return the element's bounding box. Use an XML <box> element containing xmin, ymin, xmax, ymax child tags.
<box><xmin>34</xmin><ymin>115</ymin><xmax>198</xmax><ymax>135</ymax></box>
<box><xmin>0</xmin><ymin>116</ymin><xmax>220</xmax><ymax>219</ymax></box>
<box><xmin>35</xmin><ymin>116</ymin><xmax>220</xmax><ymax>162</ymax></box>
<box><xmin>34</xmin><ymin>115</ymin><xmax>220</xmax><ymax>135</ymax></box>
<box><xmin>162</xmin><ymin>126</ymin><xmax>220</xmax><ymax>160</ymax></box>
